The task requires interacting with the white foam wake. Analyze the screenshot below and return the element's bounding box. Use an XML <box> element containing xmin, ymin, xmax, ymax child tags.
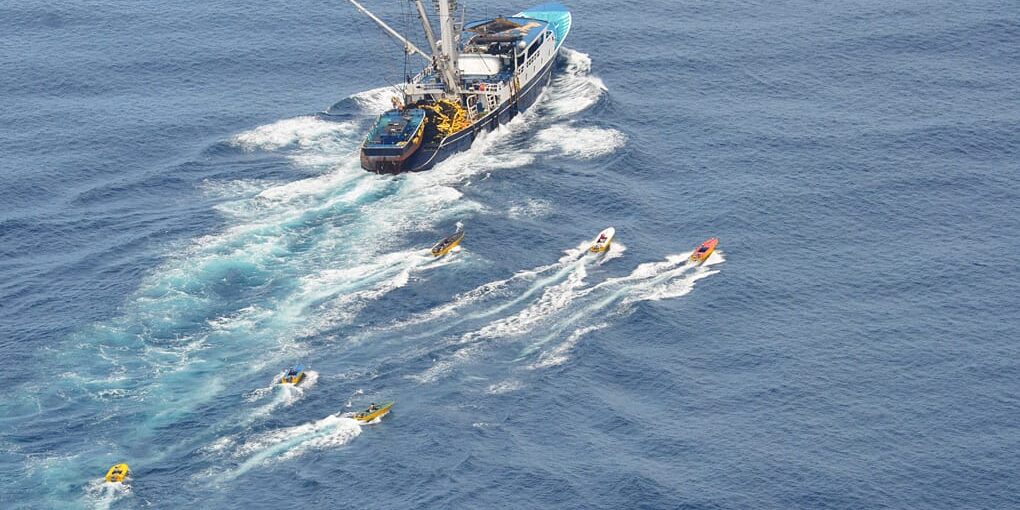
<box><xmin>530</xmin><ymin>322</ymin><xmax>609</xmax><ymax>369</ymax></box>
<box><xmin>244</xmin><ymin>371</ymin><xmax>320</xmax><ymax>421</ymax></box>
<box><xmin>83</xmin><ymin>479</ymin><xmax>132</xmax><ymax>510</ymax></box>
<box><xmin>507</xmin><ymin>198</ymin><xmax>553</xmax><ymax>219</ymax></box>
<box><xmin>217</xmin><ymin>412</ymin><xmax>362</xmax><ymax>480</ymax></box>
<box><xmin>528</xmin><ymin>252</ymin><xmax>726</xmax><ymax>367</ymax></box>
<box><xmin>412</xmin><ymin>249</ymin><xmax>724</xmax><ymax>381</ymax></box>
<box><xmin>460</xmin><ymin>260</ymin><xmax>589</xmax><ymax>344</ymax></box>
<box><xmin>230</xmin><ymin>116</ymin><xmax>359</xmax><ymax>152</ymax></box>
<box><xmin>349</xmin><ymin>86</ymin><xmax>401</xmax><ymax>114</ymax></box>
<box><xmin>544</xmin><ymin>48</ymin><xmax>608</xmax><ymax>116</ymax></box>
<box><xmin>533</xmin><ymin>124</ymin><xmax>626</xmax><ymax>160</ymax></box>
<box><xmin>446</xmin><ymin>241</ymin><xmax>625</xmax><ymax>341</ymax></box>
<box><xmin>410</xmin><ymin>241</ymin><xmax>622</xmax><ymax>383</ymax></box>
<box><xmin>384</xmin><ymin>236</ymin><xmax>606</xmax><ymax>340</ymax></box>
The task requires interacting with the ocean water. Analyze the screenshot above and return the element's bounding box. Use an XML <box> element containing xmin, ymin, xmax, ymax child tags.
<box><xmin>1</xmin><ymin>0</ymin><xmax>1018</xmax><ymax>508</ymax></box>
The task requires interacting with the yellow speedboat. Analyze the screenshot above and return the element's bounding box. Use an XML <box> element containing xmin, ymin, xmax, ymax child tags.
<box><xmin>589</xmin><ymin>227</ymin><xmax>615</xmax><ymax>253</ymax></box>
<box><xmin>354</xmin><ymin>401</ymin><xmax>394</xmax><ymax>423</ymax></box>
<box><xmin>279</xmin><ymin>364</ymin><xmax>305</xmax><ymax>385</ymax></box>
<box><xmin>431</xmin><ymin>228</ymin><xmax>464</xmax><ymax>257</ymax></box>
<box><xmin>690</xmin><ymin>238</ymin><xmax>719</xmax><ymax>265</ymax></box>
<box><xmin>105</xmin><ymin>463</ymin><xmax>129</xmax><ymax>483</ymax></box>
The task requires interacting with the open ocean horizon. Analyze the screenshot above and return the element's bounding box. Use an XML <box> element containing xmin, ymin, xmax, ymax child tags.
<box><xmin>1</xmin><ymin>0</ymin><xmax>1018</xmax><ymax>508</ymax></box>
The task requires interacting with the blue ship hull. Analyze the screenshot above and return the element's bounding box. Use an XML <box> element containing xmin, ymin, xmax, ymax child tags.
<box><xmin>371</xmin><ymin>54</ymin><xmax>557</xmax><ymax>174</ymax></box>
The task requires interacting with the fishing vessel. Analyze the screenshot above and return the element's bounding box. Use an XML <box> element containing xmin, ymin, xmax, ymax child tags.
<box><xmin>346</xmin><ymin>1</ymin><xmax>572</xmax><ymax>173</ymax></box>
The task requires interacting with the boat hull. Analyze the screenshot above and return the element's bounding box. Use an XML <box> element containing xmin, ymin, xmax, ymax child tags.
<box><xmin>354</xmin><ymin>402</ymin><xmax>394</xmax><ymax>423</ymax></box>
<box><xmin>590</xmin><ymin>227</ymin><xmax>615</xmax><ymax>253</ymax></box>
<box><xmin>366</xmin><ymin>54</ymin><xmax>557</xmax><ymax>174</ymax></box>
<box><xmin>279</xmin><ymin>364</ymin><xmax>306</xmax><ymax>385</ymax></box>
<box><xmin>105</xmin><ymin>464</ymin><xmax>129</xmax><ymax>483</ymax></box>
<box><xmin>360</xmin><ymin>141</ymin><xmax>422</xmax><ymax>173</ymax></box>
<box><xmin>360</xmin><ymin>110</ymin><xmax>426</xmax><ymax>173</ymax></box>
<box><xmin>690</xmin><ymin>238</ymin><xmax>719</xmax><ymax>264</ymax></box>
<box><xmin>431</xmin><ymin>230</ymin><xmax>465</xmax><ymax>257</ymax></box>
<box><xmin>280</xmin><ymin>372</ymin><xmax>305</xmax><ymax>385</ymax></box>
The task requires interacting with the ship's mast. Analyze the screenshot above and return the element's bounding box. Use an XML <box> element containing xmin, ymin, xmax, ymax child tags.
<box><xmin>435</xmin><ymin>0</ymin><xmax>461</xmax><ymax>95</ymax></box>
<box><xmin>412</xmin><ymin>0</ymin><xmax>458</xmax><ymax>94</ymax></box>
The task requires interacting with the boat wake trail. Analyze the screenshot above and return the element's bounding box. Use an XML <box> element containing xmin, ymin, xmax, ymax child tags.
<box><xmin>286</xmin><ymin>248</ymin><xmax>462</xmax><ymax>339</ymax></box>
<box><xmin>229</xmin><ymin>115</ymin><xmax>362</xmax><ymax>167</ymax></box>
<box><xmin>243</xmin><ymin>371</ymin><xmax>320</xmax><ymax>424</ymax></box>
<box><xmin>405</xmin><ymin>241</ymin><xmax>629</xmax><ymax>383</ymax></box>
<box><xmin>384</xmin><ymin>239</ymin><xmax>625</xmax><ymax>343</ymax></box>
<box><xmin>83</xmin><ymin>479</ymin><xmax>132</xmax><ymax>510</ymax></box>
<box><xmin>411</xmin><ymin>250</ymin><xmax>724</xmax><ymax>383</ymax></box>
<box><xmin>528</xmin><ymin>251</ymin><xmax>725</xmax><ymax>368</ymax></box>
<box><xmin>213</xmin><ymin>412</ymin><xmax>363</xmax><ymax>481</ymax></box>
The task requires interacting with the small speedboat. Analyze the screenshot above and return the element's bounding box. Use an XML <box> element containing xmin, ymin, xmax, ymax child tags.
<box><xmin>431</xmin><ymin>228</ymin><xmax>464</xmax><ymax>257</ymax></box>
<box><xmin>690</xmin><ymin>238</ymin><xmax>719</xmax><ymax>264</ymax></box>
<box><xmin>279</xmin><ymin>364</ymin><xmax>305</xmax><ymax>385</ymax></box>
<box><xmin>105</xmin><ymin>463</ymin><xmax>129</xmax><ymax>483</ymax></box>
<box><xmin>589</xmin><ymin>227</ymin><xmax>615</xmax><ymax>253</ymax></box>
<box><xmin>354</xmin><ymin>401</ymin><xmax>394</xmax><ymax>423</ymax></box>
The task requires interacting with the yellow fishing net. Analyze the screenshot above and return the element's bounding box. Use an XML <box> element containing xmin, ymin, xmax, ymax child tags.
<box><xmin>422</xmin><ymin>99</ymin><xmax>472</xmax><ymax>136</ymax></box>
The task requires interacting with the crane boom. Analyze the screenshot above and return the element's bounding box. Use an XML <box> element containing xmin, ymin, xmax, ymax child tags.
<box><xmin>346</xmin><ymin>0</ymin><xmax>432</xmax><ymax>63</ymax></box>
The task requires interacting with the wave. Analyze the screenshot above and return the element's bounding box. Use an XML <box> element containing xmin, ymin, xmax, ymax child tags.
<box><xmin>462</xmin><ymin>259</ymin><xmax>590</xmax><ymax>344</ymax></box>
<box><xmin>507</xmin><ymin>198</ymin><xmax>553</xmax><ymax>219</ymax></box>
<box><xmin>410</xmin><ymin>255</ymin><xmax>595</xmax><ymax>383</ymax></box>
<box><xmin>530</xmin><ymin>322</ymin><xmax>609</xmax><ymax>369</ymax></box>
<box><xmin>487</xmin><ymin>379</ymin><xmax>524</xmax><ymax>394</ymax></box>
<box><xmin>533</xmin><ymin>124</ymin><xmax>626</xmax><ymax>159</ymax></box>
<box><xmin>292</xmin><ymin>248</ymin><xmax>464</xmax><ymax>337</ymax></box>
<box><xmin>230</xmin><ymin>116</ymin><xmax>359</xmax><ymax>153</ymax></box>
<box><xmin>343</xmin><ymin>85</ymin><xmax>399</xmax><ymax>115</ymax></box>
<box><xmin>543</xmin><ymin>48</ymin><xmax>608</xmax><ymax>116</ymax></box>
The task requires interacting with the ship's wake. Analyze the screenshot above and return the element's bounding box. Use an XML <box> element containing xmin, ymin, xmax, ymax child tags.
<box><xmin>24</xmin><ymin>47</ymin><xmax>626</xmax><ymax>497</ymax></box>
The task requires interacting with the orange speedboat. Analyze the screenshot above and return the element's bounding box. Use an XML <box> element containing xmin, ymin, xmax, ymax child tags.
<box><xmin>690</xmin><ymin>238</ymin><xmax>718</xmax><ymax>264</ymax></box>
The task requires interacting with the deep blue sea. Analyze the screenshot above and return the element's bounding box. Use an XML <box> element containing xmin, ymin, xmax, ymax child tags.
<box><xmin>2</xmin><ymin>0</ymin><xmax>1018</xmax><ymax>508</ymax></box>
